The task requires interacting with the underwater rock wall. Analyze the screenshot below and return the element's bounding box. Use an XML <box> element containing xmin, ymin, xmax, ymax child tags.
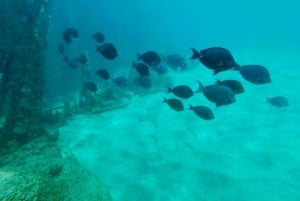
<box><xmin>0</xmin><ymin>0</ymin><xmax>51</xmax><ymax>146</ymax></box>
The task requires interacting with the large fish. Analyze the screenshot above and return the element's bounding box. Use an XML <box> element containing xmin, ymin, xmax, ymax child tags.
<box><xmin>167</xmin><ymin>85</ymin><xmax>194</xmax><ymax>99</ymax></box>
<box><xmin>190</xmin><ymin>47</ymin><xmax>239</xmax><ymax>75</ymax></box>
<box><xmin>132</xmin><ymin>62</ymin><xmax>150</xmax><ymax>76</ymax></box>
<box><xmin>96</xmin><ymin>43</ymin><xmax>118</xmax><ymax>60</ymax></box>
<box><xmin>137</xmin><ymin>51</ymin><xmax>161</xmax><ymax>66</ymax></box>
<box><xmin>238</xmin><ymin>65</ymin><xmax>271</xmax><ymax>84</ymax></box>
<box><xmin>216</xmin><ymin>79</ymin><xmax>244</xmax><ymax>94</ymax></box>
<box><xmin>189</xmin><ymin>105</ymin><xmax>214</xmax><ymax>120</ymax></box>
<box><xmin>163</xmin><ymin>98</ymin><xmax>184</xmax><ymax>112</ymax></box>
<box><xmin>197</xmin><ymin>81</ymin><xmax>236</xmax><ymax>107</ymax></box>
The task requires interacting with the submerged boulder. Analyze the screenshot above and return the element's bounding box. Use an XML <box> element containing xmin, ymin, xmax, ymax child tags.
<box><xmin>0</xmin><ymin>136</ymin><xmax>112</xmax><ymax>201</ymax></box>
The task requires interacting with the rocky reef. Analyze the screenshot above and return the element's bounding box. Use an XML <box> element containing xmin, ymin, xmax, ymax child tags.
<box><xmin>0</xmin><ymin>135</ymin><xmax>112</xmax><ymax>201</ymax></box>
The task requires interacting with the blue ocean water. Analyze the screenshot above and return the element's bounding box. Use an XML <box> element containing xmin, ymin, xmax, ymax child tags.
<box><xmin>48</xmin><ymin>0</ymin><xmax>300</xmax><ymax>200</ymax></box>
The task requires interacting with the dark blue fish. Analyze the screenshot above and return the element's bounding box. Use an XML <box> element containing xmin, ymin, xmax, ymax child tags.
<box><xmin>63</xmin><ymin>27</ymin><xmax>79</xmax><ymax>44</ymax></box>
<box><xmin>96</xmin><ymin>69</ymin><xmax>111</xmax><ymax>80</ymax></box>
<box><xmin>190</xmin><ymin>47</ymin><xmax>240</xmax><ymax>75</ymax></box>
<box><xmin>137</xmin><ymin>51</ymin><xmax>161</xmax><ymax>66</ymax></box>
<box><xmin>238</xmin><ymin>65</ymin><xmax>271</xmax><ymax>84</ymax></box>
<box><xmin>167</xmin><ymin>85</ymin><xmax>194</xmax><ymax>99</ymax></box>
<box><xmin>163</xmin><ymin>98</ymin><xmax>184</xmax><ymax>112</ymax></box>
<box><xmin>197</xmin><ymin>81</ymin><xmax>236</xmax><ymax>107</ymax></box>
<box><xmin>189</xmin><ymin>105</ymin><xmax>214</xmax><ymax>120</ymax></box>
<box><xmin>137</xmin><ymin>75</ymin><xmax>152</xmax><ymax>88</ymax></box>
<box><xmin>216</xmin><ymin>79</ymin><xmax>244</xmax><ymax>94</ymax></box>
<box><xmin>113</xmin><ymin>76</ymin><xmax>128</xmax><ymax>88</ymax></box>
<box><xmin>92</xmin><ymin>32</ymin><xmax>105</xmax><ymax>43</ymax></box>
<box><xmin>96</xmin><ymin>43</ymin><xmax>118</xmax><ymax>60</ymax></box>
<box><xmin>84</xmin><ymin>81</ymin><xmax>97</xmax><ymax>92</ymax></box>
<box><xmin>266</xmin><ymin>96</ymin><xmax>289</xmax><ymax>107</ymax></box>
<box><xmin>132</xmin><ymin>62</ymin><xmax>150</xmax><ymax>76</ymax></box>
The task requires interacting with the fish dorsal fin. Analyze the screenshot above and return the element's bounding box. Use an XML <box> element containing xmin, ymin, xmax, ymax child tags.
<box><xmin>195</xmin><ymin>81</ymin><xmax>205</xmax><ymax>93</ymax></box>
<box><xmin>190</xmin><ymin>48</ymin><xmax>201</xmax><ymax>60</ymax></box>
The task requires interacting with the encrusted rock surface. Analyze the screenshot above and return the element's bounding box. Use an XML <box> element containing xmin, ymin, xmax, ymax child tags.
<box><xmin>0</xmin><ymin>134</ymin><xmax>112</xmax><ymax>201</ymax></box>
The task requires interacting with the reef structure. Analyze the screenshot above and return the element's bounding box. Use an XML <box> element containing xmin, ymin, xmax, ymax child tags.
<box><xmin>0</xmin><ymin>0</ymin><xmax>51</xmax><ymax>146</ymax></box>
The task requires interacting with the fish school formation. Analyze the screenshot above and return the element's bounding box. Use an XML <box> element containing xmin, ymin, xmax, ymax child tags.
<box><xmin>59</xmin><ymin>27</ymin><xmax>289</xmax><ymax>121</ymax></box>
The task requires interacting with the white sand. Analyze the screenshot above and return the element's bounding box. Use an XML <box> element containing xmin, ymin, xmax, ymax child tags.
<box><xmin>59</xmin><ymin>50</ymin><xmax>300</xmax><ymax>201</ymax></box>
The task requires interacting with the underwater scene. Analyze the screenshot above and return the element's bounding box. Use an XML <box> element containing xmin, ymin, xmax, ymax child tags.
<box><xmin>0</xmin><ymin>0</ymin><xmax>300</xmax><ymax>200</ymax></box>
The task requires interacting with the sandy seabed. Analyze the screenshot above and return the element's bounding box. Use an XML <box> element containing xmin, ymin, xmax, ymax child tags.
<box><xmin>59</xmin><ymin>49</ymin><xmax>300</xmax><ymax>201</ymax></box>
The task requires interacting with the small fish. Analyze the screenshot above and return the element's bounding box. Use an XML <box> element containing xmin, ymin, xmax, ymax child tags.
<box><xmin>92</xmin><ymin>32</ymin><xmax>105</xmax><ymax>43</ymax></box>
<box><xmin>166</xmin><ymin>54</ymin><xmax>187</xmax><ymax>71</ymax></box>
<box><xmin>132</xmin><ymin>62</ymin><xmax>150</xmax><ymax>76</ymax></box>
<box><xmin>112</xmin><ymin>76</ymin><xmax>128</xmax><ymax>88</ymax></box>
<box><xmin>266</xmin><ymin>96</ymin><xmax>289</xmax><ymax>107</ymax></box>
<box><xmin>96</xmin><ymin>43</ymin><xmax>118</xmax><ymax>60</ymax></box>
<box><xmin>189</xmin><ymin>105</ymin><xmax>214</xmax><ymax>120</ymax></box>
<box><xmin>63</xmin><ymin>27</ymin><xmax>79</xmax><ymax>44</ymax></box>
<box><xmin>216</xmin><ymin>79</ymin><xmax>244</xmax><ymax>94</ymax></box>
<box><xmin>96</xmin><ymin>69</ymin><xmax>111</xmax><ymax>80</ymax></box>
<box><xmin>78</xmin><ymin>54</ymin><xmax>88</xmax><ymax>64</ymax></box>
<box><xmin>167</xmin><ymin>85</ymin><xmax>194</xmax><ymax>99</ymax></box>
<box><xmin>197</xmin><ymin>81</ymin><xmax>236</xmax><ymax>107</ymax></box>
<box><xmin>84</xmin><ymin>81</ymin><xmax>97</xmax><ymax>92</ymax></box>
<box><xmin>137</xmin><ymin>51</ymin><xmax>161</xmax><ymax>66</ymax></box>
<box><xmin>237</xmin><ymin>65</ymin><xmax>271</xmax><ymax>84</ymax></box>
<box><xmin>96</xmin><ymin>69</ymin><xmax>127</xmax><ymax>87</ymax></box>
<box><xmin>63</xmin><ymin>56</ymin><xmax>80</xmax><ymax>69</ymax></box>
<box><xmin>163</xmin><ymin>98</ymin><xmax>184</xmax><ymax>112</ymax></box>
<box><xmin>190</xmin><ymin>47</ymin><xmax>239</xmax><ymax>75</ymax></box>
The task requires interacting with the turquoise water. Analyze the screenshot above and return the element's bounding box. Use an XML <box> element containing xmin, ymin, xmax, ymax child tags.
<box><xmin>50</xmin><ymin>0</ymin><xmax>300</xmax><ymax>200</ymax></box>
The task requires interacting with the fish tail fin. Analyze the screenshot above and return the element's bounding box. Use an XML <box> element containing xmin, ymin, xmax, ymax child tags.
<box><xmin>195</xmin><ymin>80</ymin><xmax>205</xmax><ymax>93</ymax></box>
<box><xmin>190</xmin><ymin>48</ymin><xmax>201</xmax><ymax>60</ymax></box>
<box><xmin>266</xmin><ymin>98</ymin><xmax>270</xmax><ymax>103</ymax></box>
<box><xmin>232</xmin><ymin>63</ymin><xmax>242</xmax><ymax>71</ymax></box>
<box><xmin>188</xmin><ymin>104</ymin><xmax>193</xmax><ymax>110</ymax></box>
<box><xmin>167</xmin><ymin>87</ymin><xmax>172</xmax><ymax>93</ymax></box>
<box><xmin>215</xmin><ymin>79</ymin><xmax>221</xmax><ymax>84</ymax></box>
<box><xmin>163</xmin><ymin>97</ymin><xmax>168</xmax><ymax>103</ymax></box>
